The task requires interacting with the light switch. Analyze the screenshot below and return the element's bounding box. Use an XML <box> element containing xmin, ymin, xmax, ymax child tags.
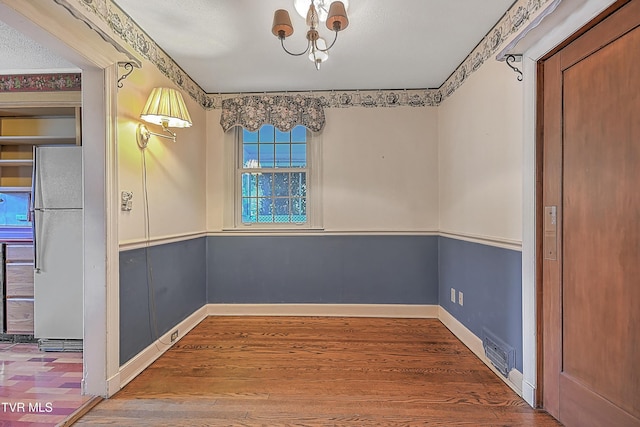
<box><xmin>121</xmin><ymin>191</ymin><xmax>133</xmax><ymax>211</ymax></box>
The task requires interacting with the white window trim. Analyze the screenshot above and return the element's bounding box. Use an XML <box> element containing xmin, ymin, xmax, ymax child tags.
<box><xmin>223</xmin><ymin>126</ymin><xmax>322</xmax><ymax>231</ymax></box>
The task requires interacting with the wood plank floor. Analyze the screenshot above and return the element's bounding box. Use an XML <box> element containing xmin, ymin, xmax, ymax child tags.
<box><xmin>76</xmin><ymin>317</ymin><xmax>562</xmax><ymax>426</ymax></box>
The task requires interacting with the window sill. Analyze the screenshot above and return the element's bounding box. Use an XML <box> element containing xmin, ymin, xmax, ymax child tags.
<box><xmin>220</xmin><ymin>227</ymin><xmax>325</xmax><ymax>234</ymax></box>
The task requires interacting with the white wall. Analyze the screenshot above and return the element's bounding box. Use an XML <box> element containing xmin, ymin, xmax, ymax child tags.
<box><xmin>206</xmin><ymin>106</ymin><xmax>439</xmax><ymax>232</ymax></box>
<box><xmin>322</xmin><ymin>107</ymin><xmax>438</xmax><ymax>232</ymax></box>
<box><xmin>117</xmin><ymin>59</ymin><xmax>207</xmax><ymax>245</ymax></box>
<box><xmin>205</xmin><ymin>108</ymin><xmax>225</xmax><ymax>231</ymax></box>
<box><xmin>438</xmin><ymin>58</ymin><xmax>523</xmax><ymax>242</ymax></box>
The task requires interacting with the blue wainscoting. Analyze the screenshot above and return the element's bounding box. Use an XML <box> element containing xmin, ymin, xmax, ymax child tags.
<box><xmin>206</xmin><ymin>235</ymin><xmax>439</xmax><ymax>304</ymax></box>
<box><xmin>119</xmin><ymin>237</ymin><xmax>207</xmax><ymax>365</ymax></box>
<box><xmin>119</xmin><ymin>234</ymin><xmax>523</xmax><ymax>373</ymax></box>
<box><xmin>438</xmin><ymin>237</ymin><xmax>523</xmax><ymax>371</ymax></box>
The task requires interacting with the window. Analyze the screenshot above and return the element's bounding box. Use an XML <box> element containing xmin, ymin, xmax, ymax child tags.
<box><xmin>225</xmin><ymin>124</ymin><xmax>321</xmax><ymax>229</ymax></box>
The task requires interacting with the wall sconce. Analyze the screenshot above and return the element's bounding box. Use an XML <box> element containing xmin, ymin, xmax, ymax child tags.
<box><xmin>136</xmin><ymin>87</ymin><xmax>192</xmax><ymax>149</ymax></box>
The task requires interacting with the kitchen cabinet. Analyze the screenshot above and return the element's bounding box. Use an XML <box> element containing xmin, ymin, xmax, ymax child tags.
<box><xmin>4</xmin><ymin>243</ymin><xmax>34</xmax><ymax>334</ymax></box>
<box><xmin>0</xmin><ymin>107</ymin><xmax>80</xmax><ymax>193</ymax></box>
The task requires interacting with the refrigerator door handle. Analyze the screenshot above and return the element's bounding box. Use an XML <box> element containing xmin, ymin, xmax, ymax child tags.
<box><xmin>33</xmin><ymin>210</ymin><xmax>41</xmax><ymax>273</ymax></box>
<box><xmin>30</xmin><ymin>146</ymin><xmax>37</xmax><ymax>213</ymax></box>
<box><xmin>31</xmin><ymin>146</ymin><xmax>40</xmax><ymax>272</ymax></box>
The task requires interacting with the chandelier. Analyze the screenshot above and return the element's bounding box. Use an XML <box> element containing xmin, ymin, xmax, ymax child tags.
<box><xmin>271</xmin><ymin>0</ymin><xmax>349</xmax><ymax>70</ymax></box>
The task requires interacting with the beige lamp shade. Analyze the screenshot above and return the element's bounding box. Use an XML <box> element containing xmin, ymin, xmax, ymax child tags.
<box><xmin>272</xmin><ymin>9</ymin><xmax>294</xmax><ymax>38</ymax></box>
<box><xmin>140</xmin><ymin>87</ymin><xmax>192</xmax><ymax>128</ymax></box>
<box><xmin>326</xmin><ymin>1</ymin><xmax>348</xmax><ymax>31</ymax></box>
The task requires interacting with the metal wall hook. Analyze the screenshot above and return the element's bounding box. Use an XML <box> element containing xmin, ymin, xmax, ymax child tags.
<box><xmin>506</xmin><ymin>54</ymin><xmax>523</xmax><ymax>81</ymax></box>
<box><xmin>117</xmin><ymin>62</ymin><xmax>135</xmax><ymax>88</ymax></box>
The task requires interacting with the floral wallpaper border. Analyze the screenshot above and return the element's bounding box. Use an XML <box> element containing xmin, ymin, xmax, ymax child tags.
<box><xmin>0</xmin><ymin>73</ymin><xmax>82</xmax><ymax>93</ymax></box>
<box><xmin>212</xmin><ymin>89</ymin><xmax>441</xmax><ymax>110</ymax></box>
<box><xmin>439</xmin><ymin>0</ymin><xmax>552</xmax><ymax>100</ymax></box>
<box><xmin>56</xmin><ymin>0</ymin><xmax>552</xmax><ymax>109</ymax></box>
<box><xmin>59</xmin><ymin>0</ymin><xmax>211</xmax><ymax>109</ymax></box>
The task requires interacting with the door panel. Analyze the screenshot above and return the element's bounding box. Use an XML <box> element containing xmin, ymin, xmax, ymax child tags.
<box><xmin>542</xmin><ymin>1</ymin><xmax>640</xmax><ymax>426</ymax></box>
<box><xmin>562</xmin><ymin>24</ymin><xmax>640</xmax><ymax>418</ymax></box>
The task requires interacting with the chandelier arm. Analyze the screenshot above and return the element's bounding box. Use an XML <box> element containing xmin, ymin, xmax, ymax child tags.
<box><xmin>316</xmin><ymin>30</ymin><xmax>339</xmax><ymax>52</ymax></box>
<box><xmin>280</xmin><ymin>37</ymin><xmax>311</xmax><ymax>56</ymax></box>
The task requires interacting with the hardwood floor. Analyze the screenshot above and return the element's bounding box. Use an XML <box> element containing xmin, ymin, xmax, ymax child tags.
<box><xmin>77</xmin><ymin>317</ymin><xmax>562</xmax><ymax>426</ymax></box>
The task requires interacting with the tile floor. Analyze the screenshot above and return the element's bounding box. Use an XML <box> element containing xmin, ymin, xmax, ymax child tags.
<box><xmin>0</xmin><ymin>342</ymin><xmax>91</xmax><ymax>426</ymax></box>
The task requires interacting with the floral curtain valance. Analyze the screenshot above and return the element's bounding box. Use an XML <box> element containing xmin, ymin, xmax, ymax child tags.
<box><xmin>220</xmin><ymin>95</ymin><xmax>325</xmax><ymax>133</ymax></box>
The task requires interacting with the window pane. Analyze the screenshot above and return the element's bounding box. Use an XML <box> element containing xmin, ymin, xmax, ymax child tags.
<box><xmin>291</xmin><ymin>144</ymin><xmax>306</xmax><ymax>167</ymax></box>
<box><xmin>274</xmin><ymin>173</ymin><xmax>289</xmax><ymax>197</ymax></box>
<box><xmin>258</xmin><ymin>173</ymin><xmax>273</xmax><ymax>196</ymax></box>
<box><xmin>259</xmin><ymin>125</ymin><xmax>274</xmax><ymax>142</ymax></box>
<box><xmin>243</xmin><ymin>129</ymin><xmax>258</xmax><ymax>143</ymax></box>
<box><xmin>259</xmin><ymin>143</ymin><xmax>275</xmax><ymax>167</ymax></box>
<box><xmin>243</xmin><ymin>144</ymin><xmax>258</xmax><ymax>168</ymax></box>
<box><xmin>241</xmin><ymin>197</ymin><xmax>257</xmax><ymax>223</ymax></box>
<box><xmin>239</xmin><ymin>124</ymin><xmax>310</xmax><ymax>227</ymax></box>
<box><xmin>291</xmin><ymin>125</ymin><xmax>306</xmax><ymax>142</ymax></box>
<box><xmin>290</xmin><ymin>172</ymin><xmax>307</xmax><ymax>197</ymax></box>
<box><xmin>274</xmin><ymin>198</ymin><xmax>290</xmax><ymax>223</ymax></box>
<box><xmin>275</xmin><ymin>144</ymin><xmax>291</xmax><ymax>167</ymax></box>
<box><xmin>241</xmin><ymin>173</ymin><xmax>259</xmax><ymax>197</ymax></box>
<box><xmin>291</xmin><ymin>198</ymin><xmax>307</xmax><ymax>223</ymax></box>
<box><xmin>257</xmin><ymin>198</ymin><xmax>273</xmax><ymax>222</ymax></box>
<box><xmin>275</xmin><ymin>128</ymin><xmax>290</xmax><ymax>143</ymax></box>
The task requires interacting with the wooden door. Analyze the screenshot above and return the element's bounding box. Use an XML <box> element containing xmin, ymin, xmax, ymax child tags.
<box><xmin>541</xmin><ymin>1</ymin><xmax>640</xmax><ymax>426</ymax></box>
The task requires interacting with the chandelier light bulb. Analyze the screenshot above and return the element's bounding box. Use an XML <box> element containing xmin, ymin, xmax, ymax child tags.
<box><xmin>309</xmin><ymin>38</ymin><xmax>329</xmax><ymax>70</ymax></box>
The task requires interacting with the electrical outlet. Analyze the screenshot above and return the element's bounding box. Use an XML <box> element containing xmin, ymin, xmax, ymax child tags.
<box><xmin>458</xmin><ymin>291</ymin><xmax>464</xmax><ymax>306</ymax></box>
<box><xmin>170</xmin><ymin>330</ymin><xmax>179</xmax><ymax>342</ymax></box>
<box><xmin>451</xmin><ymin>288</ymin><xmax>456</xmax><ymax>303</ymax></box>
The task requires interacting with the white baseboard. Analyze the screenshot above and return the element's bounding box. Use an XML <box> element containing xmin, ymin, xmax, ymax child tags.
<box><xmin>522</xmin><ymin>379</ymin><xmax>536</xmax><ymax>407</ymax></box>
<box><xmin>118</xmin><ymin>305</ymin><xmax>208</xmax><ymax>389</ymax></box>
<box><xmin>438</xmin><ymin>306</ymin><xmax>523</xmax><ymax>397</ymax></box>
<box><xmin>206</xmin><ymin>303</ymin><xmax>439</xmax><ymax>318</ymax></box>
<box><xmin>106</xmin><ymin>372</ymin><xmax>120</xmax><ymax>397</ymax></box>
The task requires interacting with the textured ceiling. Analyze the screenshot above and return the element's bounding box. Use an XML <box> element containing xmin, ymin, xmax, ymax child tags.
<box><xmin>0</xmin><ymin>20</ymin><xmax>78</xmax><ymax>73</ymax></box>
<box><xmin>0</xmin><ymin>1</ymin><xmax>516</xmax><ymax>94</ymax></box>
<box><xmin>111</xmin><ymin>0</ymin><xmax>515</xmax><ymax>93</ymax></box>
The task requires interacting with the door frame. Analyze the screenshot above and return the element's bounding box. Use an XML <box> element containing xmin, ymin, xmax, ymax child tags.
<box><xmin>516</xmin><ymin>0</ymin><xmax>621</xmax><ymax>408</ymax></box>
<box><xmin>535</xmin><ymin>0</ymin><xmax>636</xmax><ymax>419</ymax></box>
<box><xmin>0</xmin><ymin>0</ymin><xmax>125</xmax><ymax>396</ymax></box>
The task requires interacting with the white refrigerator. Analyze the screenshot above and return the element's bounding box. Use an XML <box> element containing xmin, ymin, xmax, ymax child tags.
<box><xmin>31</xmin><ymin>145</ymin><xmax>83</xmax><ymax>340</ymax></box>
